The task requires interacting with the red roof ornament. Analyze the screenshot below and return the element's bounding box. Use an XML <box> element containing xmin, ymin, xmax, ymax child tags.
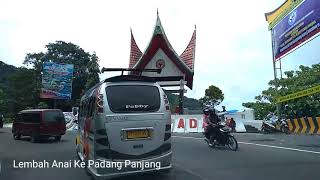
<box><xmin>180</xmin><ymin>27</ymin><xmax>196</xmax><ymax>70</ymax></box>
<box><xmin>129</xmin><ymin>29</ymin><xmax>142</xmax><ymax>68</ymax></box>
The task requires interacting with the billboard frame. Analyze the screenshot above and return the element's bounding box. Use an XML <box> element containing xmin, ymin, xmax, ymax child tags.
<box><xmin>40</xmin><ymin>61</ymin><xmax>74</xmax><ymax>101</ymax></box>
<box><xmin>267</xmin><ymin>0</ymin><xmax>320</xmax><ymax>117</ymax></box>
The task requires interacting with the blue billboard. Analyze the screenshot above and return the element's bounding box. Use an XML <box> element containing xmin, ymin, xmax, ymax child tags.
<box><xmin>41</xmin><ymin>62</ymin><xmax>74</xmax><ymax>100</ymax></box>
<box><xmin>272</xmin><ymin>0</ymin><xmax>320</xmax><ymax>61</ymax></box>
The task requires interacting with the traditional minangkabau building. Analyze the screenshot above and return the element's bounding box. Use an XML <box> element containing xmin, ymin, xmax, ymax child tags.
<box><xmin>128</xmin><ymin>12</ymin><xmax>196</xmax><ymax>89</ymax></box>
<box><xmin>128</xmin><ymin>12</ymin><xmax>196</xmax><ymax>114</ymax></box>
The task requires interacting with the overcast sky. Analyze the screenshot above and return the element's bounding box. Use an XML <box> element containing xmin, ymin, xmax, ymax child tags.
<box><xmin>0</xmin><ymin>0</ymin><xmax>319</xmax><ymax>110</ymax></box>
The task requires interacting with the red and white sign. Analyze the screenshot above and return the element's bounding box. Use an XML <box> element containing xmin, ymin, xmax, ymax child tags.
<box><xmin>171</xmin><ymin>115</ymin><xmax>246</xmax><ymax>133</ymax></box>
<box><xmin>171</xmin><ymin>115</ymin><xmax>205</xmax><ymax>133</ymax></box>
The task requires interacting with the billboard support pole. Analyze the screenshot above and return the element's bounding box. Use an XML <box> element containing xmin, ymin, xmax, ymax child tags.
<box><xmin>271</xmin><ymin>30</ymin><xmax>281</xmax><ymax>118</ymax></box>
<box><xmin>279</xmin><ymin>59</ymin><xmax>283</xmax><ymax>79</ymax></box>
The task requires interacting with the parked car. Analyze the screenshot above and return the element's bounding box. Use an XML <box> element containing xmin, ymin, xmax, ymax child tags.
<box><xmin>12</xmin><ymin>109</ymin><xmax>66</xmax><ymax>143</ymax></box>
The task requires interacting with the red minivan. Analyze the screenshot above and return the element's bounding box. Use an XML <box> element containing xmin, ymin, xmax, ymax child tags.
<box><xmin>12</xmin><ymin>109</ymin><xmax>66</xmax><ymax>143</ymax></box>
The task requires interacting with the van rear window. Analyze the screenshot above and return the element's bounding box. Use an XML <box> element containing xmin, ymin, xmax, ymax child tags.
<box><xmin>21</xmin><ymin>113</ymin><xmax>41</xmax><ymax>123</ymax></box>
<box><xmin>106</xmin><ymin>85</ymin><xmax>160</xmax><ymax>113</ymax></box>
<box><xmin>44</xmin><ymin>111</ymin><xmax>65</xmax><ymax>123</ymax></box>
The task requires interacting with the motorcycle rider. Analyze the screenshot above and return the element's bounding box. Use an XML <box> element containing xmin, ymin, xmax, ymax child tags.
<box><xmin>203</xmin><ymin>106</ymin><xmax>221</xmax><ymax>145</ymax></box>
<box><xmin>266</xmin><ymin>112</ymin><xmax>278</xmax><ymax>123</ymax></box>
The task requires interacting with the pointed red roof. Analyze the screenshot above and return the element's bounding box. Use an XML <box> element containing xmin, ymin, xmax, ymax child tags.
<box><xmin>180</xmin><ymin>28</ymin><xmax>196</xmax><ymax>70</ymax></box>
<box><xmin>129</xmin><ymin>30</ymin><xmax>142</xmax><ymax>68</ymax></box>
<box><xmin>128</xmin><ymin>14</ymin><xmax>196</xmax><ymax>89</ymax></box>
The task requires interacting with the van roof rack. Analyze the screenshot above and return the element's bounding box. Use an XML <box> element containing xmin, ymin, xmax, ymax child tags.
<box><xmin>101</xmin><ymin>68</ymin><xmax>161</xmax><ymax>75</ymax></box>
<box><xmin>103</xmin><ymin>75</ymin><xmax>184</xmax><ymax>83</ymax></box>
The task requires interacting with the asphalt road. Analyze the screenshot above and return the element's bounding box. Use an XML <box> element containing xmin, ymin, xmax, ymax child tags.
<box><xmin>1</xmin><ymin>127</ymin><xmax>320</xmax><ymax>180</ymax></box>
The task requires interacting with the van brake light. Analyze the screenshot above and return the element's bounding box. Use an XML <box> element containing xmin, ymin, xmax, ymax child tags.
<box><xmin>97</xmin><ymin>94</ymin><xmax>104</xmax><ymax>113</ymax></box>
<box><xmin>163</xmin><ymin>95</ymin><xmax>170</xmax><ymax>111</ymax></box>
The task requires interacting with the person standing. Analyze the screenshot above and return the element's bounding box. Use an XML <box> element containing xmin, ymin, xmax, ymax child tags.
<box><xmin>230</xmin><ymin>118</ymin><xmax>236</xmax><ymax>133</ymax></box>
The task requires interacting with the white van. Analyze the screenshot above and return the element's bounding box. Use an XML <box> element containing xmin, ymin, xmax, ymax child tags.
<box><xmin>76</xmin><ymin>69</ymin><xmax>173</xmax><ymax>179</ymax></box>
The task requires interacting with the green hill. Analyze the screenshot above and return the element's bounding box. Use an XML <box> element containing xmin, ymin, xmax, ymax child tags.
<box><xmin>0</xmin><ymin>61</ymin><xmax>17</xmax><ymax>94</ymax></box>
<box><xmin>166</xmin><ymin>92</ymin><xmax>202</xmax><ymax>112</ymax></box>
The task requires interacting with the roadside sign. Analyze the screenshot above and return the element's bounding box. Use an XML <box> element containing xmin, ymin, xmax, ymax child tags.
<box><xmin>41</xmin><ymin>62</ymin><xmax>74</xmax><ymax>100</ymax></box>
<box><xmin>276</xmin><ymin>85</ymin><xmax>320</xmax><ymax>103</ymax></box>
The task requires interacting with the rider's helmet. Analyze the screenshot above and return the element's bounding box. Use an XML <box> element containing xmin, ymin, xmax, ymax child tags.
<box><xmin>203</xmin><ymin>105</ymin><xmax>211</xmax><ymax>115</ymax></box>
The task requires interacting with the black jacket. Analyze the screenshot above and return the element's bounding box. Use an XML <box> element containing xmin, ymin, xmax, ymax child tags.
<box><xmin>208</xmin><ymin>111</ymin><xmax>221</xmax><ymax>124</ymax></box>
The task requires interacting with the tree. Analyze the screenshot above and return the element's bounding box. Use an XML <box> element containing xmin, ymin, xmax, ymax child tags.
<box><xmin>0</xmin><ymin>61</ymin><xmax>18</xmax><ymax>118</ymax></box>
<box><xmin>23</xmin><ymin>41</ymin><xmax>101</xmax><ymax>110</ymax></box>
<box><xmin>199</xmin><ymin>85</ymin><xmax>224</xmax><ymax>106</ymax></box>
<box><xmin>0</xmin><ymin>89</ymin><xmax>8</xmax><ymax>113</ymax></box>
<box><xmin>85</xmin><ymin>52</ymin><xmax>101</xmax><ymax>90</ymax></box>
<box><xmin>243</xmin><ymin>63</ymin><xmax>320</xmax><ymax>119</ymax></box>
<box><xmin>37</xmin><ymin>102</ymin><xmax>49</xmax><ymax>109</ymax></box>
<box><xmin>9</xmin><ymin>67</ymin><xmax>38</xmax><ymax>115</ymax></box>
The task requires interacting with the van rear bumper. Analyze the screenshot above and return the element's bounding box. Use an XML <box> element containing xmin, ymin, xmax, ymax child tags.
<box><xmin>39</xmin><ymin>129</ymin><xmax>66</xmax><ymax>136</ymax></box>
<box><xmin>87</xmin><ymin>151</ymin><xmax>172</xmax><ymax>180</ymax></box>
<box><xmin>38</xmin><ymin>132</ymin><xmax>66</xmax><ymax>137</ymax></box>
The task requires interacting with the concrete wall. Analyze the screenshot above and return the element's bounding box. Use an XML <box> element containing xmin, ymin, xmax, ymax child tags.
<box><xmin>225</xmin><ymin>109</ymin><xmax>255</xmax><ymax>122</ymax></box>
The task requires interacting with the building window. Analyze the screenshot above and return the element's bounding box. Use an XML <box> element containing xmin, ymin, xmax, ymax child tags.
<box><xmin>241</xmin><ymin>114</ymin><xmax>246</xmax><ymax>119</ymax></box>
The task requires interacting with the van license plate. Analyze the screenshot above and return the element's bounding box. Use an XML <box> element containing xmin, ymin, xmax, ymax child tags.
<box><xmin>127</xmin><ymin>130</ymin><xmax>149</xmax><ymax>139</ymax></box>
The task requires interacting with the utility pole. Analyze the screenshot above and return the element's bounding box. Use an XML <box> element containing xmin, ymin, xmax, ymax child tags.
<box><xmin>179</xmin><ymin>79</ymin><xmax>184</xmax><ymax>115</ymax></box>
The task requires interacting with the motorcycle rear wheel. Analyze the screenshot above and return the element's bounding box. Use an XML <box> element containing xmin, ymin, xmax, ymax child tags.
<box><xmin>208</xmin><ymin>136</ymin><xmax>215</xmax><ymax>148</ymax></box>
<box><xmin>261</xmin><ymin>127</ymin><xmax>268</xmax><ymax>134</ymax></box>
<box><xmin>227</xmin><ymin>135</ymin><xmax>238</xmax><ymax>151</ymax></box>
<box><xmin>282</xmin><ymin>126</ymin><xmax>290</xmax><ymax>134</ymax></box>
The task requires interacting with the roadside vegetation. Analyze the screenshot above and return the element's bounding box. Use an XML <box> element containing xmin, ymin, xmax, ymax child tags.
<box><xmin>243</xmin><ymin>63</ymin><xmax>320</xmax><ymax>119</ymax></box>
<box><xmin>2</xmin><ymin>42</ymin><xmax>318</xmax><ymax>121</ymax></box>
<box><xmin>0</xmin><ymin>41</ymin><xmax>100</xmax><ymax>119</ymax></box>
<box><xmin>1</xmin><ymin>41</ymin><xmax>217</xmax><ymax>120</ymax></box>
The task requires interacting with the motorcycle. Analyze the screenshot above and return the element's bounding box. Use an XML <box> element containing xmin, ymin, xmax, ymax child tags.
<box><xmin>275</xmin><ymin>118</ymin><xmax>290</xmax><ymax>134</ymax></box>
<box><xmin>261</xmin><ymin>116</ymin><xmax>289</xmax><ymax>134</ymax></box>
<box><xmin>204</xmin><ymin>122</ymin><xmax>238</xmax><ymax>151</ymax></box>
<box><xmin>261</xmin><ymin>120</ymin><xmax>276</xmax><ymax>133</ymax></box>
<box><xmin>202</xmin><ymin>104</ymin><xmax>238</xmax><ymax>151</ymax></box>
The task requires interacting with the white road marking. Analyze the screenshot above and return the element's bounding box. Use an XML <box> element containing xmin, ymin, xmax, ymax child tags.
<box><xmin>172</xmin><ymin>136</ymin><xmax>203</xmax><ymax>140</ymax></box>
<box><xmin>239</xmin><ymin>142</ymin><xmax>320</xmax><ymax>154</ymax></box>
<box><xmin>172</xmin><ymin>135</ymin><xmax>320</xmax><ymax>155</ymax></box>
